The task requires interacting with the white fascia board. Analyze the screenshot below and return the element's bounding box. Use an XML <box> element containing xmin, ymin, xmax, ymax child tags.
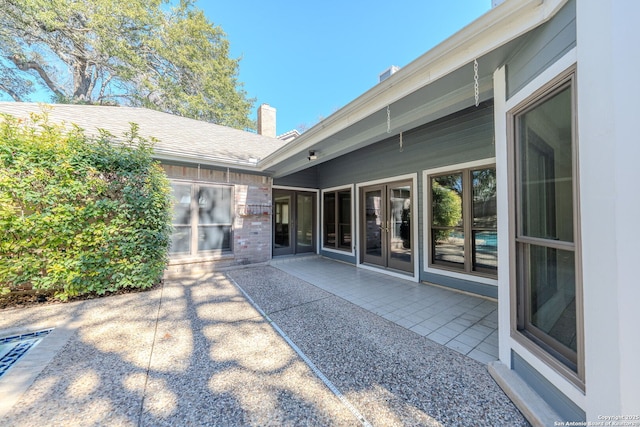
<box><xmin>259</xmin><ymin>0</ymin><xmax>568</xmax><ymax>172</ymax></box>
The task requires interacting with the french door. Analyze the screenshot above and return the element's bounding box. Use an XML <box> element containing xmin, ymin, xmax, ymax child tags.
<box><xmin>273</xmin><ymin>190</ymin><xmax>315</xmax><ymax>256</ymax></box>
<box><xmin>360</xmin><ymin>180</ymin><xmax>413</xmax><ymax>272</ymax></box>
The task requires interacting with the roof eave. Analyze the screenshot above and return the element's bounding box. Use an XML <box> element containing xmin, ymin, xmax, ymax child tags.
<box><xmin>153</xmin><ymin>151</ymin><xmax>263</xmax><ymax>173</ymax></box>
<box><xmin>258</xmin><ymin>0</ymin><xmax>568</xmax><ymax>172</ymax></box>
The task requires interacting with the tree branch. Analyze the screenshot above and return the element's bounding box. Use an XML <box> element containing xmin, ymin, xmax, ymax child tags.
<box><xmin>0</xmin><ymin>83</ymin><xmax>23</xmax><ymax>101</ymax></box>
<box><xmin>10</xmin><ymin>55</ymin><xmax>66</xmax><ymax>98</ymax></box>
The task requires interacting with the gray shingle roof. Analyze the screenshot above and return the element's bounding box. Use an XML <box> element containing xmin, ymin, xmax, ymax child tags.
<box><xmin>0</xmin><ymin>102</ymin><xmax>285</xmax><ymax>168</ymax></box>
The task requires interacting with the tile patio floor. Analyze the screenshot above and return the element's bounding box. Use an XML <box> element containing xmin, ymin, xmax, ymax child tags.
<box><xmin>270</xmin><ymin>256</ymin><xmax>499</xmax><ymax>364</ymax></box>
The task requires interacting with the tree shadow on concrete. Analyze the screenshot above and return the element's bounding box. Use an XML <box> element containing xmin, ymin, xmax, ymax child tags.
<box><xmin>1</xmin><ymin>271</ymin><xmax>359</xmax><ymax>426</ymax></box>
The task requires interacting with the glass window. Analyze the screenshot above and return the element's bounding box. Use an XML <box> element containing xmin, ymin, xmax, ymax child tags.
<box><xmin>323</xmin><ymin>192</ymin><xmax>336</xmax><ymax>247</ymax></box>
<box><xmin>430</xmin><ymin>167</ymin><xmax>496</xmax><ymax>276</ymax></box>
<box><xmin>197</xmin><ymin>186</ymin><xmax>232</xmax><ymax>252</ymax></box>
<box><xmin>338</xmin><ymin>191</ymin><xmax>352</xmax><ymax>250</ymax></box>
<box><xmin>472</xmin><ymin>168</ymin><xmax>497</xmax><ymax>273</ymax></box>
<box><xmin>169</xmin><ymin>182</ymin><xmax>233</xmax><ymax>255</ymax></box>
<box><xmin>169</xmin><ymin>184</ymin><xmax>192</xmax><ymax>255</ymax></box>
<box><xmin>524</xmin><ymin>246</ymin><xmax>577</xmax><ymax>352</ymax></box>
<box><xmin>431</xmin><ymin>173</ymin><xmax>464</xmax><ymax>268</ymax></box>
<box><xmin>323</xmin><ymin>189</ymin><xmax>352</xmax><ymax>251</ymax></box>
<box><xmin>297</xmin><ymin>194</ymin><xmax>314</xmax><ymax>248</ymax></box>
<box><xmin>514</xmin><ymin>75</ymin><xmax>580</xmax><ymax>374</ymax></box>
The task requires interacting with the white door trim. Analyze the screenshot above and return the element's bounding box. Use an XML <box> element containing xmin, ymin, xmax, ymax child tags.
<box><xmin>355</xmin><ymin>173</ymin><xmax>419</xmax><ymax>282</ymax></box>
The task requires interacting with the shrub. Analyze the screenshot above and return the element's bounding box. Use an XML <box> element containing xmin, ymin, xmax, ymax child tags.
<box><xmin>431</xmin><ymin>181</ymin><xmax>462</xmax><ymax>241</ymax></box>
<box><xmin>0</xmin><ymin>111</ymin><xmax>172</xmax><ymax>300</ymax></box>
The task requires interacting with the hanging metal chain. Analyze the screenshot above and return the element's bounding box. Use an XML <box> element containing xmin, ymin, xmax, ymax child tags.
<box><xmin>474</xmin><ymin>59</ymin><xmax>479</xmax><ymax>107</ymax></box>
<box><xmin>386</xmin><ymin>105</ymin><xmax>391</xmax><ymax>133</ymax></box>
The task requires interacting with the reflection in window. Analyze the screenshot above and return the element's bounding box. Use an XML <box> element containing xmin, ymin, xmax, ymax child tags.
<box><xmin>430</xmin><ymin>167</ymin><xmax>496</xmax><ymax>275</ymax></box>
<box><xmin>169</xmin><ymin>184</ymin><xmax>192</xmax><ymax>254</ymax></box>
<box><xmin>323</xmin><ymin>189</ymin><xmax>352</xmax><ymax>251</ymax></box>
<box><xmin>274</xmin><ymin>195</ymin><xmax>290</xmax><ymax>248</ymax></box>
<box><xmin>526</xmin><ymin>246</ymin><xmax>577</xmax><ymax>352</ymax></box>
<box><xmin>390</xmin><ymin>185</ymin><xmax>411</xmax><ymax>262</ymax></box>
<box><xmin>431</xmin><ymin>174</ymin><xmax>464</xmax><ymax>268</ymax></box>
<box><xmin>198</xmin><ymin>186</ymin><xmax>232</xmax><ymax>251</ymax></box>
<box><xmin>297</xmin><ymin>194</ymin><xmax>314</xmax><ymax>248</ymax></box>
<box><xmin>169</xmin><ymin>183</ymin><xmax>233</xmax><ymax>255</ymax></box>
<box><xmin>515</xmin><ymin>79</ymin><xmax>579</xmax><ymax>373</ymax></box>
<box><xmin>472</xmin><ymin>168</ymin><xmax>497</xmax><ymax>272</ymax></box>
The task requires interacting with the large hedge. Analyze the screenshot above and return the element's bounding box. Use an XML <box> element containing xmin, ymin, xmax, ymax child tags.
<box><xmin>0</xmin><ymin>111</ymin><xmax>173</xmax><ymax>300</ymax></box>
<box><xmin>431</xmin><ymin>181</ymin><xmax>462</xmax><ymax>241</ymax></box>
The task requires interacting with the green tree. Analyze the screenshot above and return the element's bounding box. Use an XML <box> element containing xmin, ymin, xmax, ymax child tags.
<box><xmin>0</xmin><ymin>0</ymin><xmax>254</xmax><ymax>129</ymax></box>
<box><xmin>0</xmin><ymin>111</ymin><xmax>173</xmax><ymax>299</ymax></box>
<box><xmin>432</xmin><ymin>181</ymin><xmax>462</xmax><ymax>241</ymax></box>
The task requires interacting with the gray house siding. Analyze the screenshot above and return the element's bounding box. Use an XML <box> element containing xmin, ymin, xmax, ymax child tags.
<box><xmin>273</xmin><ymin>166</ymin><xmax>318</xmax><ymax>188</ymax></box>
<box><xmin>314</xmin><ymin>103</ymin><xmax>495</xmax><ymax>292</ymax></box>
<box><xmin>422</xmin><ymin>271</ymin><xmax>498</xmax><ymax>298</ymax></box>
<box><xmin>315</xmin><ymin>102</ymin><xmax>495</xmax><ymax>189</ymax></box>
<box><xmin>506</xmin><ymin>0</ymin><xmax>576</xmax><ymax>99</ymax></box>
<box><xmin>321</xmin><ymin>249</ymin><xmax>356</xmax><ymax>264</ymax></box>
<box><xmin>512</xmin><ymin>351</ymin><xmax>586</xmax><ymax>422</ymax></box>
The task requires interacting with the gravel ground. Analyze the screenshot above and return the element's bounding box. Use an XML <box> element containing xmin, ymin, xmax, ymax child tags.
<box><xmin>228</xmin><ymin>266</ymin><xmax>529</xmax><ymax>427</ymax></box>
<box><xmin>0</xmin><ymin>272</ymin><xmax>358</xmax><ymax>426</ymax></box>
<box><xmin>0</xmin><ymin>265</ymin><xmax>528</xmax><ymax>426</ymax></box>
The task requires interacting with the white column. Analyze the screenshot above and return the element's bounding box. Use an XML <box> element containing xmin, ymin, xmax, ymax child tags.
<box><xmin>577</xmin><ymin>0</ymin><xmax>640</xmax><ymax>418</ymax></box>
<box><xmin>493</xmin><ymin>65</ymin><xmax>512</xmax><ymax>367</ymax></box>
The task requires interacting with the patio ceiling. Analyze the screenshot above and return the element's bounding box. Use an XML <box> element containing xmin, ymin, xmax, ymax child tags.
<box><xmin>262</xmin><ymin>59</ymin><xmax>498</xmax><ymax>178</ymax></box>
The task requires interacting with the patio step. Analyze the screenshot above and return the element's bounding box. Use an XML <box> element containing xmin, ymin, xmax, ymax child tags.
<box><xmin>488</xmin><ymin>361</ymin><xmax>561</xmax><ymax>427</ymax></box>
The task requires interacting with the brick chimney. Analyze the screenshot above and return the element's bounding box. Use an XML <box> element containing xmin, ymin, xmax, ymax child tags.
<box><xmin>257</xmin><ymin>104</ymin><xmax>276</xmax><ymax>138</ymax></box>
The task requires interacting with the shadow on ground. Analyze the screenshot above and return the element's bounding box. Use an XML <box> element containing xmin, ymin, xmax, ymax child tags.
<box><xmin>0</xmin><ymin>272</ymin><xmax>357</xmax><ymax>426</ymax></box>
<box><xmin>0</xmin><ymin>266</ymin><xmax>528</xmax><ymax>426</ymax></box>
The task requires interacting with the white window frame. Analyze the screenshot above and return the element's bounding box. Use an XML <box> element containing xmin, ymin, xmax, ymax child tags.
<box><xmin>496</xmin><ymin>46</ymin><xmax>585</xmax><ymax>398</ymax></box>
<box><xmin>272</xmin><ymin>185</ymin><xmax>321</xmax><ymax>254</ymax></box>
<box><xmin>422</xmin><ymin>159</ymin><xmax>498</xmax><ymax>287</ymax></box>
<box><xmin>355</xmin><ymin>173</ymin><xmax>419</xmax><ymax>282</ymax></box>
<box><xmin>321</xmin><ymin>185</ymin><xmax>355</xmax><ymax>256</ymax></box>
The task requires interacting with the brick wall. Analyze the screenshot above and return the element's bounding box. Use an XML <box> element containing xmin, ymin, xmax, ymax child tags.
<box><xmin>161</xmin><ymin>163</ymin><xmax>272</xmax><ymax>278</ymax></box>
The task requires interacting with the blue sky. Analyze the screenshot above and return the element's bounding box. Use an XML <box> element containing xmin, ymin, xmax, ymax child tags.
<box><xmin>201</xmin><ymin>0</ymin><xmax>493</xmax><ymax>135</ymax></box>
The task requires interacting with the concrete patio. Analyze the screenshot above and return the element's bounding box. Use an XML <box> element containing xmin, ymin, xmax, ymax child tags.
<box><xmin>270</xmin><ymin>256</ymin><xmax>499</xmax><ymax>363</ymax></box>
<box><xmin>0</xmin><ymin>260</ymin><xmax>526</xmax><ymax>426</ymax></box>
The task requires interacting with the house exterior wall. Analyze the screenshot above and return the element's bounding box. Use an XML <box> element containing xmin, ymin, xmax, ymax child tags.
<box><xmin>311</xmin><ymin>103</ymin><xmax>495</xmax><ymax>294</ymax></box>
<box><xmin>273</xmin><ymin>166</ymin><xmax>318</xmax><ymax>188</ymax></box>
<box><xmin>494</xmin><ymin>0</ymin><xmax>640</xmax><ymax>425</ymax></box>
<box><xmin>315</xmin><ymin>103</ymin><xmax>494</xmax><ymax>190</ymax></box>
<box><xmin>493</xmin><ymin>0</ymin><xmax>640</xmax><ymax>420</ymax></box>
<box><xmin>493</xmin><ymin>4</ymin><xmax>640</xmax><ymax>411</ymax></box>
<box><xmin>506</xmin><ymin>0</ymin><xmax>576</xmax><ymax>99</ymax></box>
<box><xmin>577</xmin><ymin>0</ymin><xmax>640</xmax><ymax>419</ymax></box>
<box><xmin>161</xmin><ymin>162</ymin><xmax>272</xmax><ymax>278</ymax></box>
<box><xmin>497</xmin><ymin>43</ymin><xmax>588</xmax><ymax>426</ymax></box>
